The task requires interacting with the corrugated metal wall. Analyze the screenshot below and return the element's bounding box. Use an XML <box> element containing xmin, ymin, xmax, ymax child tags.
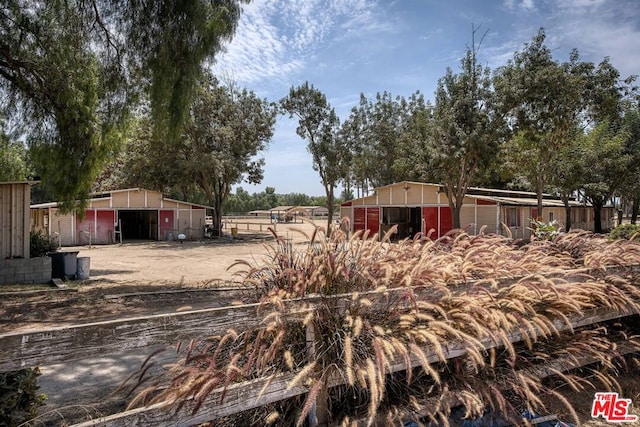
<box><xmin>0</xmin><ymin>183</ymin><xmax>31</xmax><ymax>259</ymax></box>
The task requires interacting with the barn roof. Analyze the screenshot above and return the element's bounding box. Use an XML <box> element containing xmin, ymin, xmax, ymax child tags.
<box><xmin>31</xmin><ymin>188</ymin><xmax>213</xmax><ymax>210</ymax></box>
<box><xmin>341</xmin><ymin>181</ymin><xmax>587</xmax><ymax>207</ymax></box>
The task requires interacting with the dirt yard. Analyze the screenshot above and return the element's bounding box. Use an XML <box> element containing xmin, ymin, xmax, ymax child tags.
<box><xmin>73</xmin><ymin>218</ymin><xmax>326</xmax><ymax>286</ymax></box>
<box><xmin>0</xmin><ymin>219</ymin><xmax>328</xmax><ymax>332</ymax></box>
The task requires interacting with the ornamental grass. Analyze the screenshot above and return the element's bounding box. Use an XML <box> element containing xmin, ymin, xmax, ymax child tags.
<box><xmin>128</xmin><ymin>222</ymin><xmax>640</xmax><ymax>426</ymax></box>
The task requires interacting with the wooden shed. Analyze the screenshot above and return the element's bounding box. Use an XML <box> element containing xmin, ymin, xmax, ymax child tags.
<box><xmin>31</xmin><ymin>188</ymin><xmax>210</xmax><ymax>246</ymax></box>
<box><xmin>0</xmin><ymin>181</ymin><xmax>35</xmax><ymax>259</ymax></box>
<box><xmin>340</xmin><ymin>181</ymin><xmax>613</xmax><ymax>240</ymax></box>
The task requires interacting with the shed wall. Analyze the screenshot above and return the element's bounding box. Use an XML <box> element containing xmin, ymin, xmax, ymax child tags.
<box><xmin>51</xmin><ymin>209</ymin><xmax>74</xmax><ymax>246</ymax></box>
<box><xmin>0</xmin><ymin>183</ymin><xmax>30</xmax><ymax>259</ymax></box>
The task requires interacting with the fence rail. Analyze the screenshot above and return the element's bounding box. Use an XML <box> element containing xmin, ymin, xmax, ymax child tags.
<box><xmin>1</xmin><ymin>264</ymin><xmax>638</xmax><ymax>425</ymax></box>
<box><xmin>3</xmin><ymin>265</ymin><xmax>636</xmax><ymax>373</ymax></box>
<box><xmin>70</xmin><ymin>304</ymin><xmax>639</xmax><ymax>426</ymax></box>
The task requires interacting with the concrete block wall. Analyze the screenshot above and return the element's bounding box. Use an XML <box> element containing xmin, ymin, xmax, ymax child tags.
<box><xmin>0</xmin><ymin>257</ymin><xmax>52</xmax><ymax>284</ymax></box>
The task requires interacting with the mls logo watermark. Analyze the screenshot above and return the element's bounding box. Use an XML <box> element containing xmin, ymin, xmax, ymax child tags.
<box><xmin>591</xmin><ymin>392</ymin><xmax>638</xmax><ymax>423</ymax></box>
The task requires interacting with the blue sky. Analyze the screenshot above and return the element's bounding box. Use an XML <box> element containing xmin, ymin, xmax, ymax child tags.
<box><xmin>213</xmin><ymin>0</ymin><xmax>640</xmax><ymax>197</ymax></box>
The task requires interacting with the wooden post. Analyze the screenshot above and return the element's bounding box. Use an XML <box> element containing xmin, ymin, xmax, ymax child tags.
<box><xmin>306</xmin><ymin>322</ymin><xmax>328</xmax><ymax>426</ymax></box>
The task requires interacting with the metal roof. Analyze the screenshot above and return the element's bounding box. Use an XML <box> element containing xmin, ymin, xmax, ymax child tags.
<box><xmin>467</xmin><ymin>194</ymin><xmax>586</xmax><ymax>207</ymax></box>
<box><xmin>30</xmin><ymin>188</ymin><xmax>214</xmax><ymax>210</ymax></box>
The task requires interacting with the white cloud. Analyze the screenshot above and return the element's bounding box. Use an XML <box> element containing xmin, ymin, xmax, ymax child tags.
<box><xmin>550</xmin><ymin>0</ymin><xmax>640</xmax><ymax>78</ymax></box>
<box><xmin>503</xmin><ymin>0</ymin><xmax>536</xmax><ymax>11</ymax></box>
<box><xmin>212</xmin><ymin>0</ymin><xmax>392</xmax><ymax>89</ymax></box>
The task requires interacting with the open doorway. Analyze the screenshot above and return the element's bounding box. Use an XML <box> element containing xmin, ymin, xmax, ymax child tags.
<box><xmin>381</xmin><ymin>207</ymin><xmax>422</xmax><ymax>240</ymax></box>
<box><xmin>118</xmin><ymin>210</ymin><xmax>158</xmax><ymax>240</ymax></box>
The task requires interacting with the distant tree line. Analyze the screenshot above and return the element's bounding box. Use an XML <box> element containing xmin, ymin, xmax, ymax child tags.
<box><xmin>223</xmin><ymin>186</ymin><xmax>331</xmax><ymax>214</ymax></box>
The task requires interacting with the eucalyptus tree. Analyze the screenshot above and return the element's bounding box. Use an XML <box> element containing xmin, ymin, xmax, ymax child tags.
<box><xmin>495</xmin><ymin>28</ymin><xmax>631</xmax><ymax>228</ymax></box>
<box><xmin>0</xmin><ymin>0</ymin><xmax>245</xmax><ymax>208</ymax></box>
<box><xmin>429</xmin><ymin>31</ymin><xmax>504</xmax><ymax>229</ymax></box>
<box><xmin>349</xmin><ymin>92</ymin><xmax>410</xmax><ymax>187</ymax></box>
<box><xmin>280</xmin><ymin>82</ymin><xmax>344</xmax><ymax>235</ymax></box>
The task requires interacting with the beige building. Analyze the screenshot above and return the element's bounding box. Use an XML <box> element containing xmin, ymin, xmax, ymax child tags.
<box><xmin>31</xmin><ymin>188</ymin><xmax>210</xmax><ymax>246</ymax></box>
<box><xmin>340</xmin><ymin>181</ymin><xmax>613</xmax><ymax>240</ymax></box>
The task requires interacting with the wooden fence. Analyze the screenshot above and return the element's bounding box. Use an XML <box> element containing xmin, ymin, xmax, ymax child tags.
<box><xmin>222</xmin><ymin>220</ymin><xmax>277</xmax><ymax>233</ymax></box>
<box><xmin>1</xmin><ymin>265</ymin><xmax>639</xmax><ymax>426</ymax></box>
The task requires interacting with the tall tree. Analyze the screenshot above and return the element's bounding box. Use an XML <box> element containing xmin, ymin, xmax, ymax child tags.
<box><xmin>397</xmin><ymin>93</ymin><xmax>438</xmax><ymax>184</ymax></box>
<box><xmin>578</xmin><ymin>120</ymin><xmax>629</xmax><ymax>233</ymax></box>
<box><xmin>181</xmin><ymin>74</ymin><xmax>275</xmax><ymax>234</ymax></box>
<box><xmin>430</xmin><ymin>28</ymin><xmax>503</xmax><ymax>229</ymax></box>
<box><xmin>280</xmin><ymin>82</ymin><xmax>344</xmax><ymax>235</ymax></box>
<box><xmin>619</xmin><ymin>101</ymin><xmax>640</xmax><ymax>223</ymax></box>
<box><xmin>0</xmin><ymin>0</ymin><xmax>245</xmax><ymax>208</ymax></box>
<box><xmin>345</xmin><ymin>92</ymin><xmax>411</xmax><ymax>187</ymax></box>
<box><xmin>495</xmin><ymin>29</ymin><xmax>589</xmax><ymax>220</ymax></box>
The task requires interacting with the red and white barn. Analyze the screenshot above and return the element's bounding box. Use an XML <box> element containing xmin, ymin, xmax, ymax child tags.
<box><xmin>31</xmin><ymin>188</ymin><xmax>210</xmax><ymax>246</ymax></box>
<box><xmin>340</xmin><ymin>182</ymin><xmax>613</xmax><ymax>240</ymax></box>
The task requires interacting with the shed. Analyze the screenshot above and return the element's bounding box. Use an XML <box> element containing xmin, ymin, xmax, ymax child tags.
<box><xmin>340</xmin><ymin>181</ymin><xmax>613</xmax><ymax>240</ymax></box>
<box><xmin>31</xmin><ymin>188</ymin><xmax>210</xmax><ymax>246</ymax></box>
<box><xmin>1</xmin><ymin>181</ymin><xmax>52</xmax><ymax>285</ymax></box>
<box><xmin>1</xmin><ymin>181</ymin><xmax>35</xmax><ymax>259</ymax></box>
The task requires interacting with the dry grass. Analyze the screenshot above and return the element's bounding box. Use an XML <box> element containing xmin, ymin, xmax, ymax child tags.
<box><xmin>128</xmin><ymin>222</ymin><xmax>640</xmax><ymax>426</ymax></box>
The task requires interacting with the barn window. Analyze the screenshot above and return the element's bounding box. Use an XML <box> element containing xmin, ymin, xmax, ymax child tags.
<box><xmin>549</xmin><ymin>212</ymin><xmax>554</xmax><ymax>222</ymax></box>
<box><xmin>506</xmin><ymin>208</ymin><xmax>520</xmax><ymax>227</ymax></box>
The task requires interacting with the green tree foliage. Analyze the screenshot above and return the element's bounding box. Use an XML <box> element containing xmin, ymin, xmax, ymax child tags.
<box><xmin>223</xmin><ymin>186</ymin><xmax>328</xmax><ymax>213</ymax></box>
<box><xmin>496</xmin><ymin>30</ymin><xmax>588</xmax><ymax>219</ymax></box>
<box><xmin>618</xmin><ymin>101</ymin><xmax>640</xmax><ymax>223</ymax></box>
<box><xmin>429</xmin><ymin>30</ymin><xmax>504</xmax><ymax>229</ymax></box>
<box><xmin>578</xmin><ymin>120</ymin><xmax>629</xmax><ymax>233</ymax></box>
<box><xmin>342</xmin><ymin>92</ymin><xmax>413</xmax><ymax>189</ymax></box>
<box><xmin>495</xmin><ymin>29</ymin><xmax>631</xmax><ymax>232</ymax></box>
<box><xmin>0</xmin><ymin>0</ymin><xmax>245</xmax><ymax>209</ymax></box>
<box><xmin>398</xmin><ymin>93</ymin><xmax>439</xmax><ymax>184</ymax></box>
<box><xmin>184</xmin><ymin>75</ymin><xmax>275</xmax><ymax>232</ymax></box>
<box><xmin>280</xmin><ymin>82</ymin><xmax>346</xmax><ymax>234</ymax></box>
<box><xmin>0</xmin><ymin>125</ymin><xmax>29</xmax><ymax>181</ymax></box>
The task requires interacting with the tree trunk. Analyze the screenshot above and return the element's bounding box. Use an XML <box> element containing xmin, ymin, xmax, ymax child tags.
<box><xmin>213</xmin><ymin>198</ymin><xmax>223</xmax><ymax>237</ymax></box>
<box><xmin>325</xmin><ymin>186</ymin><xmax>334</xmax><ymax>237</ymax></box>
<box><xmin>617</xmin><ymin>209</ymin><xmax>623</xmax><ymax>227</ymax></box>
<box><xmin>536</xmin><ymin>179</ymin><xmax>544</xmax><ymax>221</ymax></box>
<box><xmin>561</xmin><ymin>195</ymin><xmax>572</xmax><ymax>231</ymax></box>
<box><xmin>632</xmin><ymin>197</ymin><xmax>639</xmax><ymax>224</ymax></box>
<box><xmin>593</xmin><ymin>201</ymin><xmax>603</xmax><ymax>234</ymax></box>
<box><xmin>452</xmin><ymin>203</ymin><xmax>462</xmax><ymax>229</ymax></box>
<box><xmin>445</xmin><ymin>184</ymin><xmax>462</xmax><ymax>230</ymax></box>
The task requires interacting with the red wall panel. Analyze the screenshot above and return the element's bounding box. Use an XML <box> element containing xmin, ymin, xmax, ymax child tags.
<box><xmin>159</xmin><ymin>210</ymin><xmax>175</xmax><ymax>240</ymax></box>
<box><xmin>439</xmin><ymin>206</ymin><xmax>453</xmax><ymax>237</ymax></box>
<box><xmin>366</xmin><ymin>208</ymin><xmax>380</xmax><ymax>236</ymax></box>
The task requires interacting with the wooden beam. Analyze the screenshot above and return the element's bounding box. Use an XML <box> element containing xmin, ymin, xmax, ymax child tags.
<box><xmin>66</xmin><ymin>306</ymin><xmax>638</xmax><ymax>426</ymax></box>
<box><xmin>1</xmin><ymin>265</ymin><xmax>638</xmax><ymax>372</ymax></box>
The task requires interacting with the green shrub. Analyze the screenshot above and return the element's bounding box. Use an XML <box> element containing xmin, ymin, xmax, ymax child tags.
<box><xmin>0</xmin><ymin>368</ymin><xmax>46</xmax><ymax>426</ymax></box>
<box><xmin>609</xmin><ymin>224</ymin><xmax>640</xmax><ymax>241</ymax></box>
<box><xmin>30</xmin><ymin>230</ymin><xmax>58</xmax><ymax>257</ymax></box>
<box><xmin>529</xmin><ymin>219</ymin><xmax>561</xmax><ymax>241</ymax></box>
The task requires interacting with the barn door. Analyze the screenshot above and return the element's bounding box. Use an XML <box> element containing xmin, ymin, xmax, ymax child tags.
<box><xmin>159</xmin><ymin>210</ymin><xmax>175</xmax><ymax>240</ymax></box>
